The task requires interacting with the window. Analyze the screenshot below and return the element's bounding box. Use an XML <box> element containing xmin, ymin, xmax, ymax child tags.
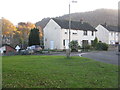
<box><xmin>72</xmin><ymin>30</ymin><xmax>77</xmax><ymax>35</ymax></box>
<box><xmin>83</xmin><ymin>31</ymin><xmax>87</xmax><ymax>35</ymax></box>
<box><xmin>111</xmin><ymin>32</ymin><xmax>113</xmax><ymax>36</ymax></box>
<box><xmin>63</xmin><ymin>40</ymin><xmax>65</xmax><ymax>46</ymax></box>
<box><xmin>65</xmin><ymin>30</ymin><xmax>68</xmax><ymax>34</ymax></box>
<box><xmin>65</xmin><ymin>32</ymin><xmax>67</xmax><ymax>34</ymax></box>
<box><xmin>91</xmin><ymin>40</ymin><xmax>94</xmax><ymax>45</ymax></box>
<box><xmin>73</xmin><ymin>32</ymin><xmax>77</xmax><ymax>35</ymax></box>
<box><xmin>92</xmin><ymin>31</ymin><xmax>94</xmax><ymax>36</ymax></box>
<box><xmin>116</xmin><ymin>33</ymin><xmax>118</xmax><ymax>36</ymax></box>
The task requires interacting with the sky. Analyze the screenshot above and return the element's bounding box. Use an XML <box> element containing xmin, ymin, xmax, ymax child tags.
<box><xmin>0</xmin><ymin>0</ymin><xmax>119</xmax><ymax>25</ymax></box>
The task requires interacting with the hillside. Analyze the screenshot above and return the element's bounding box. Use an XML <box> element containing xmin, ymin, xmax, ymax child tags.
<box><xmin>36</xmin><ymin>9</ymin><xmax>118</xmax><ymax>28</ymax></box>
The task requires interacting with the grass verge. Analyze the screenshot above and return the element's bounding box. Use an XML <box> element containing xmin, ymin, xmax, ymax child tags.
<box><xmin>2</xmin><ymin>55</ymin><xmax>118</xmax><ymax>88</ymax></box>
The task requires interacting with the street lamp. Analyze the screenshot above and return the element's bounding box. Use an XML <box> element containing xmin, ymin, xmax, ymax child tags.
<box><xmin>67</xmin><ymin>0</ymin><xmax>77</xmax><ymax>58</ymax></box>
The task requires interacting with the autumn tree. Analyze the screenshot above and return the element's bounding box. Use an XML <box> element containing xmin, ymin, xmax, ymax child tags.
<box><xmin>36</xmin><ymin>26</ymin><xmax>44</xmax><ymax>47</ymax></box>
<box><xmin>1</xmin><ymin>18</ymin><xmax>17</xmax><ymax>36</ymax></box>
<box><xmin>1</xmin><ymin>18</ymin><xmax>18</xmax><ymax>46</ymax></box>
<box><xmin>17</xmin><ymin>22</ymin><xmax>35</xmax><ymax>48</ymax></box>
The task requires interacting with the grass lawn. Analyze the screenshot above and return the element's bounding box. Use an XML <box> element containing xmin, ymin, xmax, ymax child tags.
<box><xmin>2</xmin><ymin>55</ymin><xmax>118</xmax><ymax>88</ymax></box>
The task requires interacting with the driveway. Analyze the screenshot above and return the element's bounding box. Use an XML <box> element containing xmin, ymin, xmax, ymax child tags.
<box><xmin>81</xmin><ymin>51</ymin><xmax>119</xmax><ymax>65</ymax></box>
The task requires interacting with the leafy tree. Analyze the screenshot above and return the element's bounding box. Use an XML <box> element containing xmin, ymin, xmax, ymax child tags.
<box><xmin>1</xmin><ymin>18</ymin><xmax>19</xmax><ymax>46</ymax></box>
<box><xmin>36</xmin><ymin>26</ymin><xmax>44</xmax><ymax>47</ymax></box>
<box><xmin>69</xmin><ymin>40</ymin><xmax>79</xmax><ymax>52</ymax></box>
<box><xmin>17</xmin><ymin>22</ymin><xmax>35</xmax><ymax>48</ymax></box>
<box><xmin>1</xmin><ymin>18</ymin><xmax>17</xmax><ymax>36</ymax></box>
<box><xmin>28</xmin><ymin>28</ymin><xmax>40</xmax><ymax>46</ymax></box>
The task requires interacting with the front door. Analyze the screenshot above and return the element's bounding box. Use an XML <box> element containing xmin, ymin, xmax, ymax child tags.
<box><xmin>82</xmin><ymin>40</ymin><xmax>88</xmax><ymax>47</ymax></box>
<box><xmin>65</xmin><ymin>39</ymin><xmax>69</xmax><ymax>49</ymax></box>
<box><xmin>50</xmin><ymin>41</ymin><xmax>54</xmax><ymax>50</ymax></box>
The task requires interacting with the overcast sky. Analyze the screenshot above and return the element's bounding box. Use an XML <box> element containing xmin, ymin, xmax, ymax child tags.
<box><xmin>0</xmin><ymin>0</ymin><xmax>119</xmax><ymax>25</ymax></box>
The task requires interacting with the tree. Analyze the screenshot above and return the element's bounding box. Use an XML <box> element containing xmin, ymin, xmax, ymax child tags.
<box><xmin>36</xmin><ymin>26</ymin><xmax>44</xmax><ymax>48</ymax></box>
<box><xmin>17</xmin><ymin>22</ymin><xmax>35</xmax><ymax>48</ymax></box>
<box><xmin>28</xmin><ymin>28</ymin><xmax>40</xmax><ymax>46</ymax></box>
<box><xmin>1</xmin><ymin>18</ymin><xmax>17</xmax><ymax>46</ymax></box>
<box><xmin>1</xmin><ymin>18</ymin><xmax>17</xmax><ymax>36</ymax></box>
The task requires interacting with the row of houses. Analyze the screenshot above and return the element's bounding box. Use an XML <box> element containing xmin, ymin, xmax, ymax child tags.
<box><xmin>43</xmin><ymin>18</ymin><xmax>119</xmax><ymax>50</ymax></box>
<box><xmin>0</xmin><ymin>18</ymin><xmax>119</xmax><ymax>52</ymax></box>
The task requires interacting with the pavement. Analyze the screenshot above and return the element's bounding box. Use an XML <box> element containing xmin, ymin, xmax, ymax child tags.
<box><xmin>80</xmin><ymin>51</ymin><xmax>119</xmax><ymax>65</ymax></box>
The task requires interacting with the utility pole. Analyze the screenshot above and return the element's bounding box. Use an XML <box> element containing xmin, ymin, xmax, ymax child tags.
<box><xmin>67</xmin><ymin>0</ymin><xmax>77</xmax><ymax>58</ymax></box>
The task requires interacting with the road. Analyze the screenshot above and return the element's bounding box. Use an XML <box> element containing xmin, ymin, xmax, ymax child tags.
<box><xmin>81</xmin><ymin>51</ymin><xmax>119</xmax><ymax>65</ymax></box>
<box><xmin>35</xmin><ymin>51</ymin><xmax>119</xmax><ymax>65</ymax></box>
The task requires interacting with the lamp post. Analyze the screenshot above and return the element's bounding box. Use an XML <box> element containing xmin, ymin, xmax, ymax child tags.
<box><xmin>67</xmin><ymin>0</ymin><xmax>77</xmax><ymax>58</ymax></box>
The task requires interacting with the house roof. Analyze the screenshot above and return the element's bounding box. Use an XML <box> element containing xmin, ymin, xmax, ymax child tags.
<box><xmin>2</xmin><ymin>44</ymin><xmax>15</xmax><ymax>50</ymax></box>
<box><xmin>52</xmin><ymin>18</ymin><xmax>97</xmax><ymax>31</ymax></box>
<box><xmin>101</xmin><ymin>24</ymin><xmax>119</xmax><ymax>32</ymax></box>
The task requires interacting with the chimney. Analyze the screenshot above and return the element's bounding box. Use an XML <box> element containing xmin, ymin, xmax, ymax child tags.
<box><xmin>80</xmin><ymin>19</ymin><xmax>83</xmax><ymax>24</ymax></box>
<box><xmin>104</xmin><ymin>22</ymin><xmax>107</xmax><ymax>27</ymax></box>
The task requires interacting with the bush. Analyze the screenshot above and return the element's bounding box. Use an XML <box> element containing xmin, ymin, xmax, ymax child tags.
<box><xmin>92</xmin><ymin>37</ymin><xmax>98</xmax><ymax>48</ymax></box>
<box><xmin>69</xmin><ymin>41</ymin><xmax>79</xmax><ymax>52</ymax></box>
<box><xmin>82</xmin><ymin>44</ymin><xmax>91</xmax><ymax>52</ymax></box>
<box><xmin>83</xmin><ymin>45</ymin><xmax>91</xmax><ymax>49</ymax></box>
<box><xmin>96</xmin><ymin>42</ymin><xmax>108</xmax><ymax>51</ymax></box>
<box><xmin>6</xmin><ymin>51</ymin><xmax>16</xmax><ymax>56</ymax></box>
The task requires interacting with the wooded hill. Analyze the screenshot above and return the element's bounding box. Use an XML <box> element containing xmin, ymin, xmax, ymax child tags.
<box><xmin>36</xmin><ymin>9</ymin><xmax>118</xmax><ymax>28</ymax></box>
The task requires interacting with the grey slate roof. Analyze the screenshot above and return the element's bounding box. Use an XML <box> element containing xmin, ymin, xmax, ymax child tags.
<box><xmin>101</xmin><ymin>24</ymin><xmax>119</xmax><ymax>32</ymax></box>
<box><xmin>52</xmin><ymin>18</ymin><xmax>97</xmax><ymax>31</ymax></box>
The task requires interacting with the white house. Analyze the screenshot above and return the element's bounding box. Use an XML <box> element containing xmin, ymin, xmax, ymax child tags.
<box><xmin>43</xmin><ymin>18</ymin><xmax>97</xmax><ymax>50</ymax></box>
<box><xmin>96</xmin><ymin>24</ymin><xmax>120</xmax><ymax>45</ymax></box>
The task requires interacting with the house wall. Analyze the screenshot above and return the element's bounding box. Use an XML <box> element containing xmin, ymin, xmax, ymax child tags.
<box><xmin>109</xmin><ymin>31</ymin><xmax>119</xmax><ymax>44</ymax></box>
<box><xmin>44</xmin><ymin>19</ymin><xmax>96</xmax><ymax>50</ymax></box>
<box><xmin>96</xmin><ymin>25</ymin><xmax>109</xmax><ymax>44</ymax></box>
<box><xmin>96</xmin><ymin>24</ymin><xmax>119</xmax><ymax>44</ymax></box>
<box><xmin>43</xmin><ymin>19</ymin><xmax>62</xmax><ymax>49</ymax></box>
<box><xmin>5</xmin><ymin>46</ymin><xmax>15</xmax><ymax>54</ymax></box>
<box><xmin>118</xmin><ymin>33</ymin><xmax>120</xmax><ymax>44</ymax></box>
<box><xmin>61</xmin><ymin>29</ymin><xmax>96</xmax><ymax>49</ymax></box>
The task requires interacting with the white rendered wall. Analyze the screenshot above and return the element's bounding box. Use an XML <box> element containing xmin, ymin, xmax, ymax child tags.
<box><xmin>61</xmin><ymin>29</ymin><xmax>96</xmax><ymax>49</ymax></box>
<box><xmin>96</xmin><ymin>25</ymin><xmax>109</xmax><ymax>44</ymax></box>
<box><xmin>43</xmin><ymin>19</ymin><xmax>62</xmax><ymax>49</ymax></box>
<box><xmin>44</xmin><ymin>19</ymin><xmax>96</xmax><ymax>50</ymax></box>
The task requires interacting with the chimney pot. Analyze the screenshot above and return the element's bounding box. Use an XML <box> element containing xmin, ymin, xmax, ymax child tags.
<box><xmin>80</xmin><ymin>19</ymin><xmax>83</xmax><ymax>24</ymax></box>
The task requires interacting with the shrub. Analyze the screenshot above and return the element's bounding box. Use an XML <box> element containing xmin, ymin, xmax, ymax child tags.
<box><xmin>92</xmin><ymin>37</ymin><xmax>98</xmax><ymax>48</ymax></box>
<box><xmin>83</xmin><ymin>45</ymin><xmax>91</xmax><ymax>49</ymax></box>
<box><xmin>82</xmin><ymin>44</ymin><xmax>91</xmax><ymax>51</ymax></box>
<box><xmin>96</xmin><ymin>42</ymin><xmax>108</xmax><ymax>51</ymax></box>
<box><xmin>69</xmin><ymin>41</ymin><xmax>79</xmax><ymax>52</ymax></box>
<box><xmin>78</xmin><ymin>45</ymin><xmax>81</xmax><ymax>49</ymax></box>
<box><xmin>6</xmin><ymin>51</ymin><xmax>16</xmax><ymax>56</ymax></box>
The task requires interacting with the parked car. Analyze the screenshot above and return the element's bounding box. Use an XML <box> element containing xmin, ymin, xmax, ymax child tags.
<box><xmin>27</xmin><ymin>45</ymin><xmax>42</xmax><ymax>52</ymax></box>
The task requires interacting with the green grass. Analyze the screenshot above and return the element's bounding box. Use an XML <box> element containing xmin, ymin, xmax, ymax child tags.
<box><xmin>2</xmin><ymin>55</ymin><xmax>118</xmax><ymax>88</ymax></box>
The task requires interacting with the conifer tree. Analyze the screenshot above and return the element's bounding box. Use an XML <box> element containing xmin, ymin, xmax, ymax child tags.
<box><xmin>28</xmin><ymin>28</ymin><xmax>40</xmax><ymax>46</ymax></box>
